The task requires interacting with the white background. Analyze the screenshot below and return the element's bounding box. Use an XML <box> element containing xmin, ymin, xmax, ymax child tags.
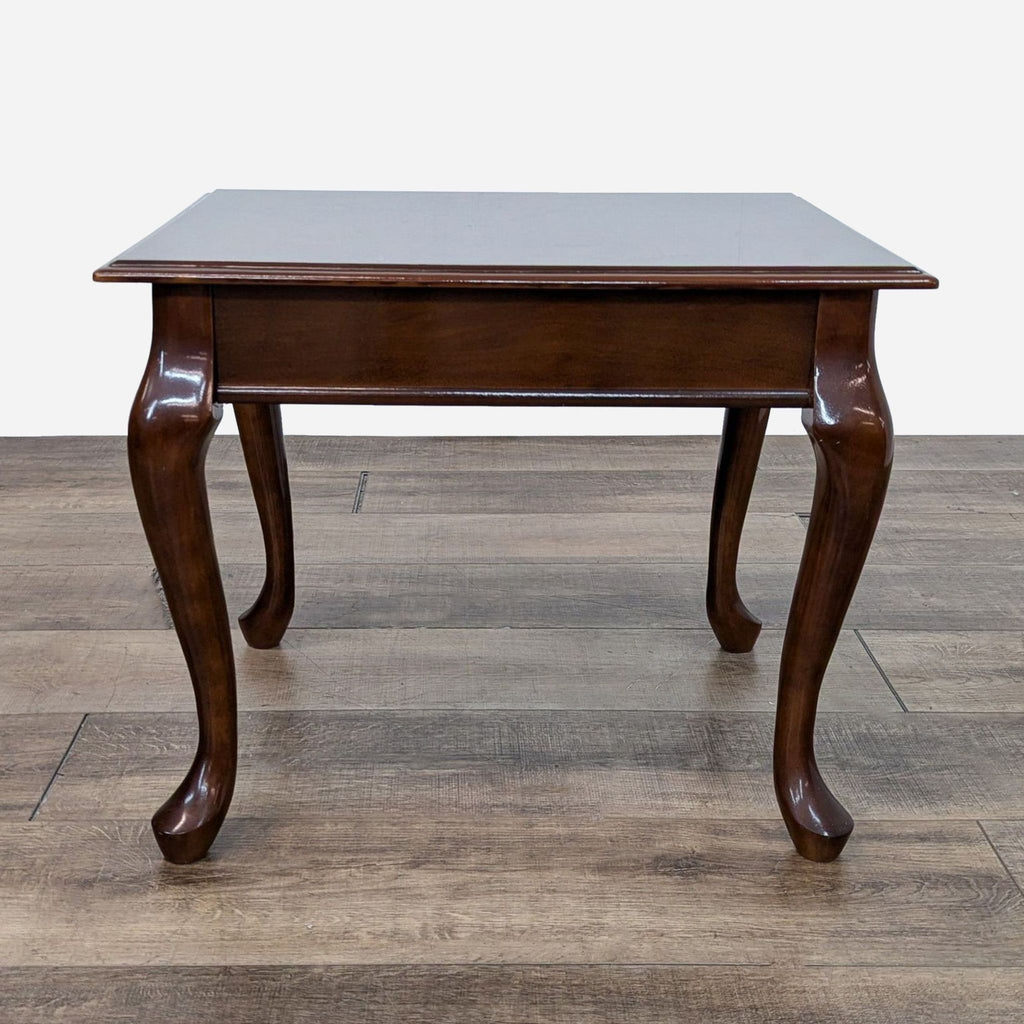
<box><xmin>2</xmin><ymin>1</ymin><xmax>1020</xmax><ymax>437</ymax></box>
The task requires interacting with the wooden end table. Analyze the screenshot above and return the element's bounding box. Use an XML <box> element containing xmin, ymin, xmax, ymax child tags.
<box><xmin>95</xmin><ymin>191</ymin><xmax>937</xmax><ymax>865</ymax></box>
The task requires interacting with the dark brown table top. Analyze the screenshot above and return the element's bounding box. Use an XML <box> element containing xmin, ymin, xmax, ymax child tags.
<box><xmin>94</xmin><ymin>190</ymin><xmax>936</xmax><ymax>289</ymax></box>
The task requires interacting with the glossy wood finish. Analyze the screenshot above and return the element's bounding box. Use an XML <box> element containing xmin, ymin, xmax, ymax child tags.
<box><xmin>93</xmin><ymin>190</ymin><xmax>937</xmax><ymax>289</ymax></box>
<box><xmin>707</xmin><ymin>407</ymin><xmax>770</xmax><ymax>652</ymax></box>
<box><xmin>126</xmin><ymin>284</ymin><xmax>237</xmax><ymax>863</ymax></box>
<box><xmin>213</xmin><ymin>287</ymin><xmax>817</xmax><ymax>405</ymax></box>
<box><xmin>235</xmin><ymin>403</ymin><xmax>294</xmax><ymax>648</ymax></box>
<box><xmin>775</xmin><ymin>291</ymin><xmax>893</xmax><ymax>861</ymax></box>
<box><xmin>100</xmin><ymin>193</ymin><xmax>936</xmax><ymax>864</ymax></box>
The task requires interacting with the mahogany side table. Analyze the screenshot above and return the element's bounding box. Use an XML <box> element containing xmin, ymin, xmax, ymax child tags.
<box><xmin>95</xmin><ymin>191</ymin><xmax>937</xmax><ymax>865</ymax></box>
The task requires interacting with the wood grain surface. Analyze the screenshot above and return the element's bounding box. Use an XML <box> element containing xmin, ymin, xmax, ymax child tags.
<box><xmin>1</xmin><ymin>818</ymin><xmax>1018</xmax><ymax>966</ymax></box>
<box><xmin>35</xmin><ymin>710</ymin><xmax>1024</xmax><ymax>822</ymax></box>
<box><xmin>983</xmin><ymin>822</ymin><xmax>1024</xmax><ymax>893</ymax></box>
<box><xmin>2</xmin><ymin>435</ymin><xmax>1021</xmax><ymax>1022</ymax></box>
<box><xmin>1</xmin><ymin>965</ymin><xmax>1022</xmax><ymax>1024</ymax></box>
<box><xmin>0</xmin><ymin>565</ymin><xmax>168</xmax><ymax>630</ymax></box>
<box><xmin>859</xmin><ymin>631</ymin><xmax>1024</xmax><ymax>711</ymax></box>
<box><xmin>358</xmin><ymin>468</ymin><xmax>1024</xmax><ymax>514</ymax></box>
<box><xmin>215</xmin><ymin>561</ymin><xmax>1024</xmax><ymax>630</ymax></box>
<box><xmin>4</xmin><ymin>433</ymin><xmax>1022</xmax><ymax>472</ymax></box>
<box><xmin>0</xmin><ymin>715</ymin><xmax>83</xmax><ymax>819</ymax></box>
<box><xmin>2</xmin><ymin>510</ymin><xmax>1020</xmax><ymax>569</ymax></box>
<box><xmin>0</xmin><ymin>511</ymin><xmax>810</xmax><ymax>566</ymax></box>
<box><xmin>0</xmin><ymin>628</ymin><xmax>893</xmax><ymax>714</ymax></box>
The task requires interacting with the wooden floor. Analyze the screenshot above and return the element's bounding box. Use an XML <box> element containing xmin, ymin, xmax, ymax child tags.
<box><xmin>1</xmin><ymin>434</ymin><xmax>1023</xmax><ymax>1022</ymax></box>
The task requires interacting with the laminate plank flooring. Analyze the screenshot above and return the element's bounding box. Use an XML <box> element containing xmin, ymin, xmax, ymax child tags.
<box><xmin>982</xmin><ymin>821</ymin><xmax>1024</xmax><ymax>892</ymax></box>
<box><xmin>3</xmin><ymin>433</ymin><xmax>1020</xmax><ymax>473</ymax></box>
<box><xmin>4</xmin><ymin>510</ymin><xmax>1021</xmax><ymax>566</ymax></box>
<box><xmin>0</xmin><ymin>714</ymin><xmax>83</xmax><ymax>819</ymax></box>
<box><xmin>4</xmin><ymin>965</ymin><xmax>1024</xmax><ymax>1024</ymax></box>
<box><xmin>0</xmin><ymin>511</ymin><xmax>811</xmax><ymax>566</ymax></box>
<box><xmin>2</xmin><ymin>818</ymin><xmax>1022</xmax><ymax>967</ymax></box>
<box><xmin>6</xmin><ymin>560</ymin><xmax>1021</xmax><ymax>632</ymax></box>
<box><xmin>859</xmin><ymin>631</ymin><xmax>1024</xmax><ymax>712</ymax></box>
<box><xmin>257</xmin><ymin>434</ymin><xmax>1024</xmax><ymax>472</ymax></box>
<box><xmin>359</xmin><ymin>468</ymin><xmax>1024</xmax><ymax>514</ymax></box>
<box><xmin>0</xmin><ymin>565</ymin><xmax>167</xmax><ymax>630</ymax></box>
<box><xmin>35</xmin><ymin>710</ymin><xmax>1024</xmax><ymax>821</ymax></box>
<box><xmin>215</xmin><ymin>561</ymin><xmax>1024</xmax><ymax>630</ymax></box>
<box><xmin>6</xmin><ymin>465</ymin><xmax>1021</xmax><ymax>517</ymax></box>
<box><xmin>0</xmin><ymin>628</ymin><xmax>893</xmax><ymax>714</ymax></box>
<box><xmin>1</xmin><ymin>435</ymin><xmax>1021</xmax><ymax>1022</ymax></box>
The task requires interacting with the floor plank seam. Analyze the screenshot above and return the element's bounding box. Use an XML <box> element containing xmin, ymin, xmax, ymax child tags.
<box><xmin>20</xmin><ymin>815</ymin><xmax>1024</xmax><ymax>824</ymax></box>
<box><xmin>77</xmin><ymin>707</ymin><xmax>915</xmax><ymax>717</ymax></box>
<box><xmin>6</xmin><ymin>624</ymin><xmax>1013</xmax><ymax>634</ymax></box>
<box><xmin>854</xmin><ymin>630</ymin><xmax>908</xmax><ymax>712</ymax></box>
<box><xmin>841</xmin><ymin>626</ymin><xmax>1024</xmax><ymax>634</ymax></box>
<box><xmin>262</xmin><ymin>622</ymin><xmax>1004</xmax><ymax>634</ymax></box>
<box><xmin>351</xmin><ymin>471</ymin><xmax>369</xmax><ymax>513</ymax></box>
<box><xmin>14</xmin><ymin>561</ymin><xmax>1020</xmax><ymax>570</ymax></box>
<box><xmin>29</xmin><ymin>713</ymin><xmax>88</xmax><ymax>821</ymax></box>
<box><xmin>15</xmin><ymin>962</ymin><xmax>1012</xmax><ymax>970</ymax></box>
<box><xmin>800</xmin><ymin>963</ymin><xmax>1024</xmax><ymax>970</ymax></box>
<box><xmin>977</xmin><ymin>822</ymin><xmax>1024</xmax><ymax>900</ymax></box>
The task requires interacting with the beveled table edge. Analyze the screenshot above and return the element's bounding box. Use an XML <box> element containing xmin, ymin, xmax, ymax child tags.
<box><xmin>93</xmin><ymin>261</ymin><xmax>939</xmax><ymax>289</ymax></box>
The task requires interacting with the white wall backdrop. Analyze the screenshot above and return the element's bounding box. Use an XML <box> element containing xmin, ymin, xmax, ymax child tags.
<box><xmin>2</xmin><ymin>1</ymin><xmax>1020</xmax><ymax>436</ymax></box>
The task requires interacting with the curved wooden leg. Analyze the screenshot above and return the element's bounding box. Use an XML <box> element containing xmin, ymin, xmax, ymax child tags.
<box><xmin>235</xmin><ymin>403</ymin><xmax>294</xmax><ymax>648</ymax></box>
<box><xmin>707</xmin><ymin>406</ymin><xmax>770</xmax><ymax>652</ymax></box>
<box><xmin>128</xmin><ymin>285</ymin><xmax>236</xmax><ymax>864</ymax></box>
<box><xmin>775</xmin><ymin>292</ymin><xmax>892</xmax><ymax>862</ymax></box>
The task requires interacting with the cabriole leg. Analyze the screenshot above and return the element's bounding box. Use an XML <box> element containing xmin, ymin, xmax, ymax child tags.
<box><xmin>236</xmin><ymin>403</ymin><xmax>295</xmax><ymax>648</ymax></box>
<box><xmin>775</xmin><ymin>291</ymin><xmax>892</xmax><ymax>862</ymax></box>
<box><xmin>707</xmin><ymin>406</ymin><xmax>770</xmax><ymax>652</ymax></box>
<box><xmin>128</xmin><ymin>284</ymin><xmax>236</xmax><ymax>864</ymax></box>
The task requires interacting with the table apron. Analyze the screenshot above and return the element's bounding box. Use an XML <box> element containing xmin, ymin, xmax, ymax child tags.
<box><xmin>212</xmin><ymin>286</ymin><xmax>817</xmax><ymax>406</ymax></box>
